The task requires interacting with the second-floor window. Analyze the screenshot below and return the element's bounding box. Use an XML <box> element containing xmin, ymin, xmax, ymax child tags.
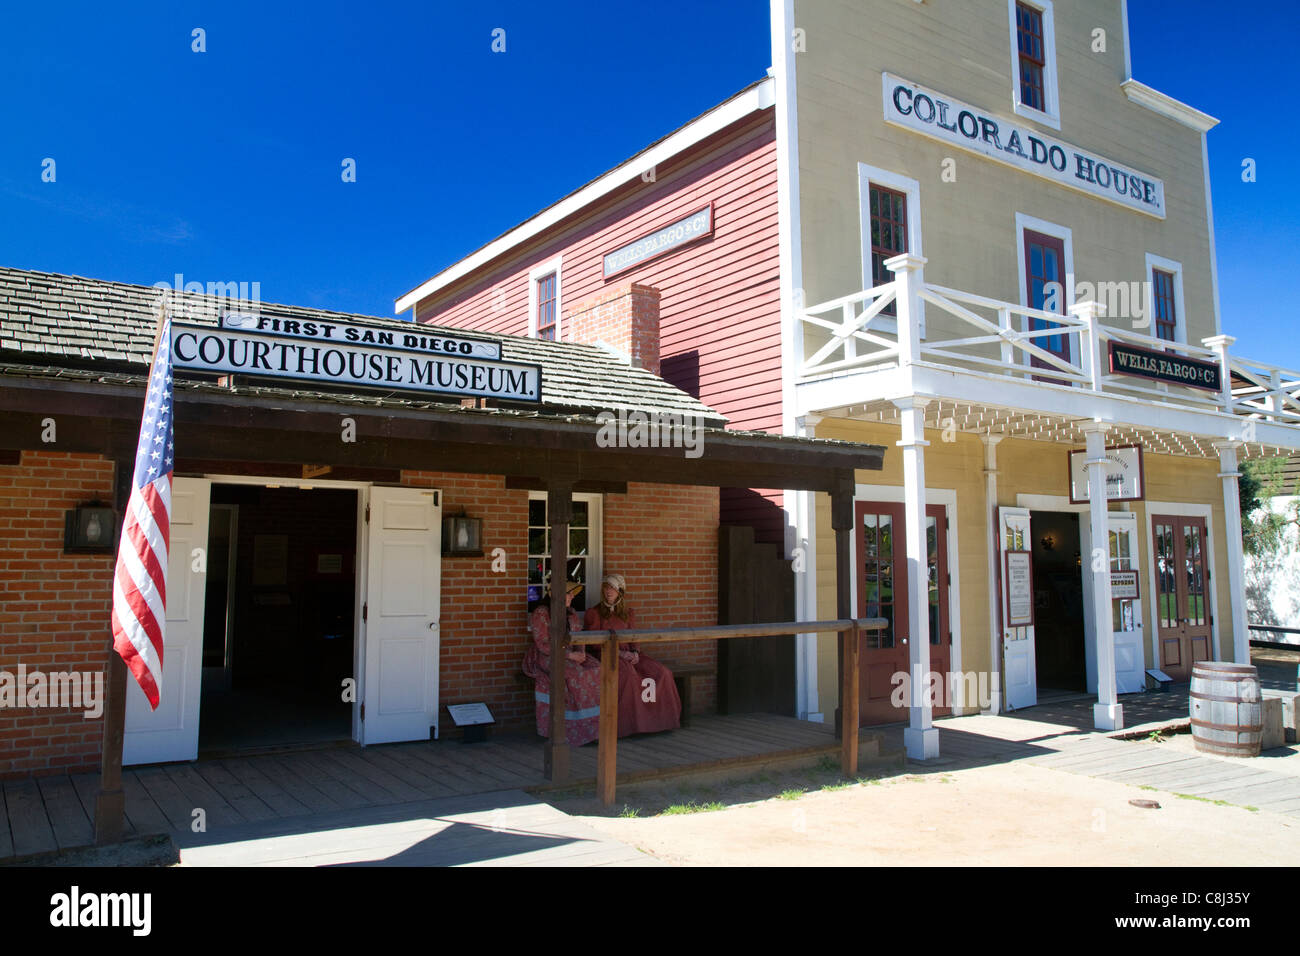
<box><xmin>869</xmin><ymin>184</ymin><xmax>908</xmax><ymax>316</ymax></box>
<box><xmin>1152</xmin><ymin>268</ymin><xmax>1177</xmax><ymax>342</ymax></box>
<box><xmin>1016</xmin><ymin>2</ymin><xmax>1046</xmax><ymax>112</ymax></box>
<box><xmin>1009</xmin><ymin>0</ymin><xmax>1059</xmax><ymax>128</ymax></box>
<box><xmin>535</xmin><ymin>272</ymin><xmax>557</xmax><ymax>340</ymax></box>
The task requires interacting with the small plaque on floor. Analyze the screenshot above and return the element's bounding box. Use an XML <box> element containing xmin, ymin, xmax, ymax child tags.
<box><xmin>447</xmin><ymin>702</ymin><xmax>495</xmax><ymax>743</ymax></box>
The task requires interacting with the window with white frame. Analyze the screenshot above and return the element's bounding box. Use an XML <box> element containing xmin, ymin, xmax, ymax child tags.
<box><xmin>1009</xmin><ymin>0</ymin><xmax>1060</xmax><ymax>130</ymax></box>
<box><xmin>526</xmin><ymin>492</ymin><xmax>602</xmax><ymax>612</ymax></box>
<box><xmin>1145</xmin><ymin>253</ymin><xmax>1185</xmax><ymax>344</ymax></box>
<box><xmin>528</xmin><ymin>256</ymin><xmax>563</xmax><ymax>340</ymax></box>
<box><xmin>858</xmin><ymin>164</ymin><xmax>924</xmax><ymax>336</ymax></box>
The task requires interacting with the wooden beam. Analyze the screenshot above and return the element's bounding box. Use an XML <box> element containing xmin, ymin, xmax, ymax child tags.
<box><xmin>597</xmin><ymin>632</ymin><xmax>619</xmax><ymax>808</ymax></box>
<box><xmin>544</xmin><ymin>476</ymin><xmax>573</xmax><ymax>782</ymax></box>
<box><xmin>831</xmin><ymin>477</ymin><xmax>857</xmax><ymax>772</ymax></box>
<box><xmin>94</xmin><ymin>456</ymin><xmax>132</xmax><ymax>845</ymax></box>
<box><xmin>505</xmin><ymin>476</ymin><xmax>628</xmax><ymax>495</ymax></box>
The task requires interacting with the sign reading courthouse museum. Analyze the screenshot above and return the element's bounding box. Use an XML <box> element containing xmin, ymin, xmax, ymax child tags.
<box><xmin>882</xmin><ymin>73</ymin><xmax>1166</xmax><ymax>219</ymax></box>
<box><xmin>172</xmin><ymin>323</ymin><xmax>541</xmax><ymax>403</ymax></box>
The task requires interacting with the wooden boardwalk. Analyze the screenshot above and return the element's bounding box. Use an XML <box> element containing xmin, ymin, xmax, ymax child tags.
<box><xmin>0</xmin><ymin>713</ymin><xmax>889</xmax><ymax>864</ymax></box>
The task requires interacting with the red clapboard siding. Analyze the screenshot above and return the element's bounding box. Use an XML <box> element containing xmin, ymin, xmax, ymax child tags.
<box><xmin>414</xmin><ymin>109</ymin><xmax>786</xmax><ymax>540</ymax></box>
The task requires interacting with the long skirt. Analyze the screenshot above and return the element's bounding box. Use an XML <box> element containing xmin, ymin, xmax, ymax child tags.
<box><xmin>522</xmin><ymin>646</ymin><xmax>602</xmax><ymax>746</ymax></box>
<box><xmin>614</xmin><ymin>652</ymin><xmax>682</xmax><ymax>736</ymax></box>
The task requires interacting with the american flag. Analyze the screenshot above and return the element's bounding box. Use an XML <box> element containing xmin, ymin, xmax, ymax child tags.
<box><xmin>111</xmin><ymin>315</ymin><xmax>174</xmax><ymax>710</ymax></box>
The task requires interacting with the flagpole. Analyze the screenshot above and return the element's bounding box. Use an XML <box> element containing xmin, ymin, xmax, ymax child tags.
<box><xmin>95</xmin><ymin>295</ymin><xmax>171</xmax><ymax>846</ymax></box>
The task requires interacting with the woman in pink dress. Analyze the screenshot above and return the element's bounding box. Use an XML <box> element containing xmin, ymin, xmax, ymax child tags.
<box><xmin>522</xmin><ymin>581</ymin><xmax>601</xmax><ymax>746</ymax></box>
<box><xmin>583</xmin><ymin>573</ymin><xmax>682</xmax><ymax>736</ymax></box>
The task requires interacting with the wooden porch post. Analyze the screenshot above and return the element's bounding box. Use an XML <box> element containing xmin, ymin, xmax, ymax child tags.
<box><xmin>597</xmin><ymin>632</ymin><xmax>619</xmax><ymax>807</ymax></box>
<box><xmin>545</xmin><ymin>477</ymin><xmax>573</xmax><ymax>781</ymax></box>
<box><xmin>832</xmin><ymin>476</ymin><xmax>859</xmax><ymax>775</ymax></box>
<box><xmin>94</xmin><ymin>455</ymin><xmax>133</xmax><ymax>844</ymax></box>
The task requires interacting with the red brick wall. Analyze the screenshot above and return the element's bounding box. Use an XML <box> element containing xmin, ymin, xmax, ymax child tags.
<box><xmin>399</xmin><ymin>471</ymin><xmax>720</xmax><ymax>732</ymax></box>
<box><xmin>0</xmin><ymin>451</ymin><xmax>115</xmax><ymax>779</ymax></box>
<box><xmin>1</xmin><ymin>458</ymin><xmax>719</xmax><ymax>777</ymax></box>
<box><xmin>603</xmin><ymin>482</ymin><xmax>720</xmax><ymax>712</ymax></box>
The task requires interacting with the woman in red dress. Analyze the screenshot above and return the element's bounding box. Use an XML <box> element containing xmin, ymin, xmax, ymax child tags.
<box><xmin>522</xmin><ymin>581</ymin><xmax>601</xmax><ymax>746</ymax></box>
<box><xmin>583</xmin><ymin>573</ymin><xmax>682</xmax><ymax>736</ymax></box>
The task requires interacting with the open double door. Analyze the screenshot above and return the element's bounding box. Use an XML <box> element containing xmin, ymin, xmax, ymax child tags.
<box><xmin>997</xmin><ymin>506</ymin><xmax>1147</xmax><ymax>711</ymax></box>
<box><xmin>124</xmin><ymin>480</ymin><xmax>442</xmax><ymax>765</ymax></box>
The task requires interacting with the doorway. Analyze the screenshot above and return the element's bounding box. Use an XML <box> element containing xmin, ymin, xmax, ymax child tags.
<box><xmin>198</xmin><ymin>485</ymin><xmax>358</xmax><ymax>753</ymax></box>
<box><xmin>1029</xmin><ymin>511</ymin><xmax>1085</xmax><ymax>692</ymax></box>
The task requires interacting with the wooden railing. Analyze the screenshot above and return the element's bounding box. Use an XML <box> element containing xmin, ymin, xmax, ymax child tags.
<box><xmin>570</xmin><ymin>618</ymin><xmax>886</xmax><ymax>807</ymax></box>
<box><xmin>798</xmin><ymin>256</ymin><xmax>1300</xmax><ymax>433</ymax></box>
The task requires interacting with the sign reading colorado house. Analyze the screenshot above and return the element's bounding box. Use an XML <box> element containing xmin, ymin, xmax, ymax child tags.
<box><xmin>172</xmin><ymin>323</ymin><xmax>542</xmax><ymax>402</ymax></box>
<box><xmin>882</xmin><ymin>73</ymin><xmax>1165</xmax><ymax>219</ymax></box>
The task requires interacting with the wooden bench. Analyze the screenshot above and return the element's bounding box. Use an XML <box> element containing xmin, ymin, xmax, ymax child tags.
<box><xmin>664</xmin><ymin>664</ymin><xmax>712</xmax><ymax>727</ymax></box>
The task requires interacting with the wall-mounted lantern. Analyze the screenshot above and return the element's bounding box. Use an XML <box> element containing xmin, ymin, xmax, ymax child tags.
<box><xmin>442</xmin><ymin>513</ymin><xmax>483</xmax><ymax>556</ymax></box>
<box><xmin>64</xmin><ymin>502</ymin><xmax>118</xmax><ymax>554</ymax></box>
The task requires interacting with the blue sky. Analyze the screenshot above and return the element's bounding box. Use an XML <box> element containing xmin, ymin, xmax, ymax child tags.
<box><xmin>1</xmin><ymin>1</ymin><xmax>1294</xmax><ymax>364</ymax></box>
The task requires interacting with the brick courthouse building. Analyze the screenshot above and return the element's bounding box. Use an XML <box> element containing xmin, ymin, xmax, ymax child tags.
<box><xmin>0</xmin><ymin>268</ymin><xmax>879</xmax><ymax>779</ymax></box>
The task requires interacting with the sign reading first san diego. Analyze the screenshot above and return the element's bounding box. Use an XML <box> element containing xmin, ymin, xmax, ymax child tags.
<box><xmin>172</xmin><ymin>318</ymin><xmax>541</xmax><ymax>403</ymax></box>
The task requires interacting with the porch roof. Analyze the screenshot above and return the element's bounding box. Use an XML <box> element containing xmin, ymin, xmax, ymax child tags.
<box><xmin>0</xmin><ymin>268</ymin><xmax>885</xmax><ymax>492</ymax></box>
<box><xmin>0</xmin><ymin>266</ymin><xmax>725</xmax><ymax>425</ymax></box>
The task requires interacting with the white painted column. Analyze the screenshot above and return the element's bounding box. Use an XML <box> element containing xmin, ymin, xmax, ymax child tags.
<box><xmin>982</xmin><ymin>434</ymin><xmax>1004</xmax><ymax>715</ymax></box>
<box><xmin>1214</xmin><ymin>440</ymin><xmax>1250</xmax><ymax>664</ymax></box>
<box><xmin>795</xmin><ymin>413</ymin><xmax>824</xmax><ymax>722</ymax></box>
<box><xmin>1082</xmin><ymin>420</ymin><xmax>1123</xmax><ymax>731</ymax></box>
<box><xmin>896</xmin><ymin>397</ymin><xmax>938</xmax><ymax>759</ymax></box>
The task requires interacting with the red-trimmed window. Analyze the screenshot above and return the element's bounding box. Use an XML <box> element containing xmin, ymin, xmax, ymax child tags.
<box><xmin>1016</xmin><ymin>2</ymin><xmax>1046</xmax><ymax>113</ymax></box>
<box><xmin>1152</xmin><ymin>268</ymin><xmax>1177</xmax><ymax>342</ymax></box>
<box><xmin>535</xmin><ymin>272</ymin><xmax>556</xmax><ymax>340</ymax></box>
<box><xmin>869</xmin><ymin>184</ymin><xmax>908</xmax><ymax>316</ymax></box>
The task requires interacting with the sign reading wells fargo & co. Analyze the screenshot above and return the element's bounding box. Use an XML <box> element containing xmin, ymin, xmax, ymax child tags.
<box><xmin>1107</xmin><ymin>341</ymin><xmax>1222</xmax><ymax>392</ymax></box>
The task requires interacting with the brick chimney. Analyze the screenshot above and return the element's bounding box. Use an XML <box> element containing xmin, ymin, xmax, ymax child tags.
<box><xmin>566</xmin><ymin>282</ymin><xmax>661</xmax><ymax>375</ymax></box>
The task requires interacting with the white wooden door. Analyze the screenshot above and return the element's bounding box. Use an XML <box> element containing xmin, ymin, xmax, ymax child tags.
<box><xmin>1083</xmin><ymin>512</ymin><xmax>1146</xmax><ymax>694</ymax></box>
<box><xmin>124</xmin><ymin>477</ymin><xmax>210</xmax><ymax>765</ymax></box>
<box><xmin>362</xmin><ymin>486</ymin><xmax>441</xmax><ymax>745</ymax></box>
<box><xmin>999</xmin><ymin>507</ymin><xmax>1037</xmax><ymax>710</ymax></box>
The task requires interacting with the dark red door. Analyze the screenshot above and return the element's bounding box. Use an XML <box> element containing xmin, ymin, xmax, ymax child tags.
<box><xmin>856</xmin><ymin>501</ymin><xmax>950</xmax><ymax>724</ymax></box>
<box><xmin>1024</xmin><ymin>229</ymin><xmax>1070</xmax><ymax>380</ymax></box>
<box><xmin>1152</xmin><ymin>514</ymin><xmax>1213</xmax><ymax>681</ymax></box>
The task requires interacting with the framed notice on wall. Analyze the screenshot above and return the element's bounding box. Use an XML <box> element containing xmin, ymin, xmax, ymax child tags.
<box><xmin>1004</xmin><ymin>551</ymin><xmax>1035</xmax><ymax>628</ymax></box>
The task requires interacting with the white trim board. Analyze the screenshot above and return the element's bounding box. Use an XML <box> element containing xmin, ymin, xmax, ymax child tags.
<box><xmin>1142</xmin><ymin>500</ymin><xmax>1222</xmax><ymax>667</ymax></box>
<box><xmin>851</xmin><ymin>484</ymin><xmax>965</xmax><ymax>710</ymax></box>
<box><xmin>394</xmin><ymin>78</ymin><xmax>776</xmax><ymax>313</ymax></box>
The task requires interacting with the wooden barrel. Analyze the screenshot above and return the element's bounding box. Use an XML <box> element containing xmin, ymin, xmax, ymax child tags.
<box><xmin>1190</xmin><ymin>662</ymin><xmax>1262</xmax><ymax>757</ymax></box>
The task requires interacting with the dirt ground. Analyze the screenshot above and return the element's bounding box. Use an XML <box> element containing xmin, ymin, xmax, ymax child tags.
<box><xmin>548</xmin><ymin>756</ymin><xmax>1300</xmax><ymax>866</ymax></box>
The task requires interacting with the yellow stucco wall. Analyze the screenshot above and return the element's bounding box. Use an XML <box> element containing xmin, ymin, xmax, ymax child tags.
<box><xmin>811</xmin><ymin>416</ymin><xmax>1237</xmax><ymax>720</ymax></box>
<box><xmin>792</xmin><ymin>0</ymin><xmax>1217</xmax><ymax>344</ymax></box>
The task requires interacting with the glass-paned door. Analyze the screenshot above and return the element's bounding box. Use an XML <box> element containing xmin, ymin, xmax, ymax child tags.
<box><xmin>1151</xmin><ymin>513</ymin><xmax>1212</xmax><ymax>681</ymax></box>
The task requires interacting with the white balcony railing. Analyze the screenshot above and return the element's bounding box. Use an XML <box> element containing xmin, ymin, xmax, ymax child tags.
<box><xmin>798</xmin><ymin>253</ymin><xmax>1300</xmax><ymax>432</ymax></box>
